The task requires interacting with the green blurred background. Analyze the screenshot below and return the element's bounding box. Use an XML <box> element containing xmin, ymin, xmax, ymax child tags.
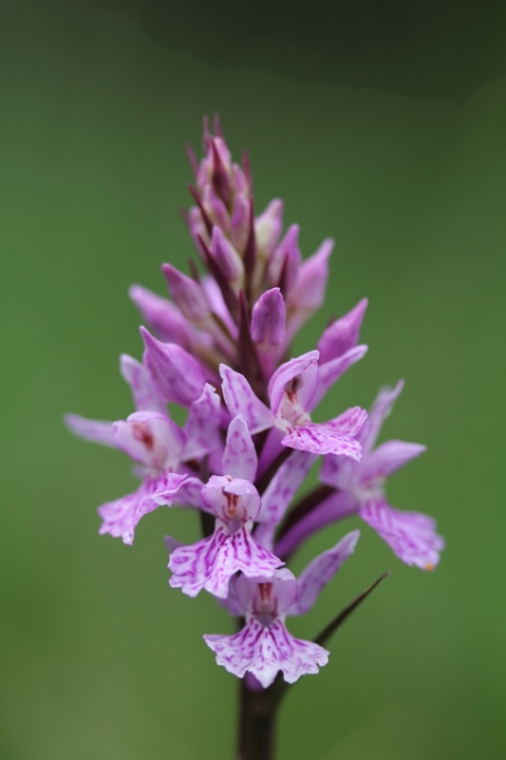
<box><xmin>1</xmin><ymin>1</ymin><xmax>506</xmax><ymax>758</ymax></box>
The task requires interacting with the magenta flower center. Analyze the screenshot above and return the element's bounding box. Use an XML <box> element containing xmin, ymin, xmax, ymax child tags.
<box><xmin>277</xmin><ymin>378</ymin><xmax>311</xmax><ymax>431</ymax></box>
<box><xmin>131</xmin><ymin>421</ymin><xmax>170</xmax><ymax>475</ymax></box>
<box><xmin>252</xmin><ymin>582</ymin><xmax>279</xmax><ymax>627</ymax></box>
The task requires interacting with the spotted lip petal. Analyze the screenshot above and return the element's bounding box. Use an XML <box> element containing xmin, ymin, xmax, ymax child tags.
<box><xmin>98</xmin><ymin>474</ymin><xmax>184</xmax><ymax>546</ymax></box>
<box><xmin>359</xmin><ymin>499</ymin><xmax>444</xmax><ymax>570</ymax></box>
<box><xmin>282</xmin><ymin>420</ymin><xmax>363</xmax><ymax>459</ymax></box>
<box><xmin>204</xmin><ymin>618</ymin><xmax>329</xmax><ymax>688</ymax></box>
<box><xmin>168</xmin><ymin>526</ymin><xmax>283</xmax><ymax>599</ymax></box>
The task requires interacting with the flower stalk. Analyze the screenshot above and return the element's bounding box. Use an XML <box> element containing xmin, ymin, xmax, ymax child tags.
<box><xmin>237</xmin><ymin>678</ymin><xmax>279</xmax><ymax>760</ymax></box>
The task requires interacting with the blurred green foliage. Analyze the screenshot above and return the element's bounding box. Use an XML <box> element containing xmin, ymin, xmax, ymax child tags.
<box><xmin>1</xmin><ymin>2</ymin><xmax>505</xmax><ymax>758</ymax></box>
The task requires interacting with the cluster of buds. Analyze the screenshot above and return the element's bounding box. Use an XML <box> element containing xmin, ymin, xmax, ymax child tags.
<box><xmin>66</xmin><ymin>118</ymin><xmax>444</xmax><ymax>690</ymax></box>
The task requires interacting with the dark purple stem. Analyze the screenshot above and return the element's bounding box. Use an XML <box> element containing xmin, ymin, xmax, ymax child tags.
<box><xmin>236</xmin><ymin>677</ymin><xmax>285</xmax><ymax>760</ymax></box>
<box><xmin>237</xmin><ymin>681</ymin><xmax>275</xmax><ymax>760</ymax></box>
<box><xmin>276</xmin><ymin>484</ymin><xmax>335</xmax><ymax>540</ymax></box>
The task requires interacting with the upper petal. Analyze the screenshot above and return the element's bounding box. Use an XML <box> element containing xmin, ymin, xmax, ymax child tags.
<box><xmin>64</xmin><ymin>414</ymin><xmax>116</xmax><ymax>448</ymax></box>
<box><xmin>268</xmin><ymin>351</ymin><xmax>319</xmax><ymax>415</ymax></box>
<box><xmin>120</xmin><ymin>353</ymin><xmax>167</xmax><ymax>414</ymax></box>
<box><xmin>220</xmin><ymin>364</ymin><xmax>274</xmax><ymax>434</ymax></box>
<box><xmin>183</xmin><ymin>383</ymin><xmax>221</xmax><ymax>461</ymax></box>
<box><xmin>309</xmin><ymin>345</ymin><xmax>368</xmax><ymax>411</ymax></box>
<box><xmin>288</xmin><ymin>238</ymin><xmax>333</xmax><ymax>311</ymax></box>
<box><xmin>359</xmin><ymin>440</ymin><xmax>427</xmax><ymax>482</ymax></box>
<box><xmin>140</xmin><ymin>327</ymin><xmax>206</xmax><ymax>407</ymax></box>
<box><xmin>360</xmin><ymin>380</ymin><xmax>404</xmax><ymax>453</ymax></box>
<box><xmin>285</xmin><ymin>238</ymin><xmax>333</xmax><ymax>342</ymax></box>
<box><xmin>222</xmin><ymin>416</ymin><xmax>258</xmax><ymax>482</ymax></box>
<box><xmin>317</xmin><ymin>298</ymin><xmax>368</xmax><ymax>364</ymax></box>
<box><xmin>287</xmin><ymin>530</ymin><xmax>360</xmax><ymax>616</ymax></box>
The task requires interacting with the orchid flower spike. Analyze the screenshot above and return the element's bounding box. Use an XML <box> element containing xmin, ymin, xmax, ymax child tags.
<box><xmin>66</xmin><ymin>117</ymin><xmax>443</xmax><ymax>729</ymax></box>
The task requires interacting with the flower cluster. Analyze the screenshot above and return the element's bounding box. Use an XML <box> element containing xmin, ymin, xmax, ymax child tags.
<box><xmin>66</xmin><ymin>118</ymin><xmax>444</xmax><ymax>689</ymax></box>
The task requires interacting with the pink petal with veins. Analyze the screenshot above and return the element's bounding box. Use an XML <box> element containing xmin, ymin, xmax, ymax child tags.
<box><xmin>317</xmin><ymin>298</ymin><xmax>368</xmax><ymax>364</ymax></box>
<box><xmin>220</xmin><ymin>365</ymin><xmax>274</xmax><ymax>435</ymax></box>
<box><xmin>64</xmin><ymin>414</ymin><xmax>115</xmax><ymax>448</ymax></box>
<box><xmin>222</xmin><ymin>416</ymin><xmax>258</xmax><ymax>482</ymax></box>
<box><xmin>168</xmin><ymin>526</ymin><xmax>283</xmax><ymax>598</ymax></box>
<box><xmin>288</xmin><ymin>531</ymin><xmax>360</xmax><ymax>616</ymax></box>
<box><xmin>204</xmin><ymin>618</ymin><xmax>328</xmax><ymax>688</ymax></box>
<box><xmin>359</xmin><ymin>499</ymin><xmax>444</xmax><ymax>570</ymax></box>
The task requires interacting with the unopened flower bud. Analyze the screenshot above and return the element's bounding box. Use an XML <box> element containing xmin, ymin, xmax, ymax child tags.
<box><xmin>211</xmin><ymin>227</ymin><xmax>244</xmax><ymax>291</ymax></box>
<box><xmin>269</xmin><ymin>224</ymin><xmax>301</xmax><ymax>293</ymax></box>
<box><xmin>255</xmin><ymin>199</ymin><xmax>283</xmax><ymax>259</ymax></box>
<box><xmin>162</xmin><ymin>264</ymin><xmax>211</xmax><ymax>323</ymax></box>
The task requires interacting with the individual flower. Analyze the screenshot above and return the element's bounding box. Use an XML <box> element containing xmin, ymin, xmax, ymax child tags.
<box><xmin>204</xmin><ymin>530</ymin><xmax>359</xmax><ymax>687</ymax></box>
<box><xmin>167</xmin><ymin>475</ymin><xmax>283</xmax><ymax>599</ymax></box>
<box><xmin>65</xmin><ymin>362</ymin><xmax>221</xmax><ymax>544</ymax></box>
<box><xmin>166</xmin><ymin>417</ymin><xmax>284</xmax><ymax>599</ymax></box>
<box><xmin>66</xmin><ymin>115</ymin><xmax>444</xmax><ymax>727</ymax></box>
<box><xmin>276</xmin><ymin>381</ymin><xmax>444</xmax><ymax>570</ymax></box>
<box><xmin>220</xmin><ymin>348</ymin><xmax>368</xmax><ymax>459</ymax></box>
